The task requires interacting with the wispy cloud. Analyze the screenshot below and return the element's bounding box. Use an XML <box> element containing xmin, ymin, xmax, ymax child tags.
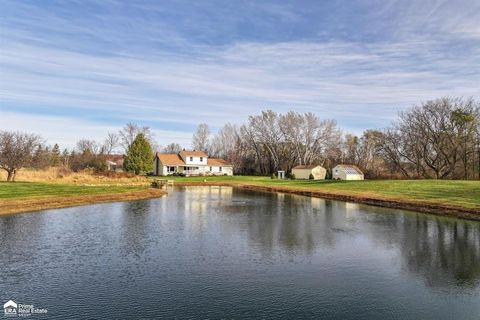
<box><xmin>0</xmin><ymin>0</ymin><xmax>479</xmax><ymax>148</ymax></box>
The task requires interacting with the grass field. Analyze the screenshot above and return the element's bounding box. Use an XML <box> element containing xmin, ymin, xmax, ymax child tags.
<box><xmin>0</xmin><ymin>182</ymin><xmax>148</xmax><ymax>199</ymax></box>
<box><xmin>156</xmin><ymin>176</ymin><xmax>480</xmax><ymax>209</ymax></box>
<box><xmin>0</xmin><ymin>182</ymin><xmax>165</xmax><ymax>215</ymax></box>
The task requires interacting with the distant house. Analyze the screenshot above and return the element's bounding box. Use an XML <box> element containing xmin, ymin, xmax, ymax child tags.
<box><xmin>105</xmin><ymin>154</ymin><xmax>124</xmax><ymax>171</ymax></box>
<box><xmin>153</xmin><ymin>150</ymin><xmax>233</xmax><ymax>176</ymax></box>
<box><xmin>332</xmin><ymin>164</ymin><xmax>364</xmax><ymax>180</ymax></box>
<box><xmin>292</xmin><ymin>165</ymin><xmax>326</xmax><ymax>180</ymax></box>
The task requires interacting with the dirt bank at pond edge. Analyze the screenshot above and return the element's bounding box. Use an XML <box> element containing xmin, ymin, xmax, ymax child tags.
<box><xmin>175</xmin><ymin>181</ymin><xmax>480</xmax><ymax>221</ymax></box>
<box><xmin>0</xmin><ymin>188</ymin><xmax>167</xmax><ymax>215</ymax></box>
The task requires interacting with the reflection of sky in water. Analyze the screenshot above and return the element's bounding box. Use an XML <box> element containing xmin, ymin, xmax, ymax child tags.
<box><xmin>0</xmin><ymin>186</ymin><xmax>479</xmax><ymax>319</ymax></box>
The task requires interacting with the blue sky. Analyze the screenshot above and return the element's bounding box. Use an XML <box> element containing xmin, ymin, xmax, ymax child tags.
<box><xmin>1</xmin><ymin>0</ymin><xmax>479</xmax><ymax>149</ymax></box>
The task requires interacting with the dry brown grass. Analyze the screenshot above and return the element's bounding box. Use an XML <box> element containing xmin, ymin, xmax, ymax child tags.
<box><xmin>0</xmin><ymin>167</ymin><xmax>149</xmax><ymax>185</ymax></box>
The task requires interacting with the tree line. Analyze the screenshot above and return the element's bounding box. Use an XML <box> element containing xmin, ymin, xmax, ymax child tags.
<box><xmin>1</xmin><ymin>97</ymin><xmax>479</xmax><ymax>181</ymax></box>
<box><xmin>0</xmin><ymin>123</ymin><xmax>154</xmax><ymax>181</ymax></box>
<box><xmin>189</xmin><ymin>97</ymin><xmax>480</xmax><ymax>179</ymax></box>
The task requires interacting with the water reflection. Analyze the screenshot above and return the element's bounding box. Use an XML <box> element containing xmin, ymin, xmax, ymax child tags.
<box><xmin>174</xmin><ymin>186</ymin><xmax>480</xmax><ymax>289</ymax></box>
<box><xmin>0</xmin><ymin>186</ymin><xmax>479</xmax><ymax>320</ymax></box>
<box><xmin>400</xmin><ymin>216</ymin><xmax>480</xmax><ymax>288</ymax></box>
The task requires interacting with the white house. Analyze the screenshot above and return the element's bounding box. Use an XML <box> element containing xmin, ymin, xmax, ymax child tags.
<box><xmin>292</xmin><ymin>165</ymin><xmax>326</xmax><ymax>180</ymax></box>
<box><xmin>332</xmin><ymin>164</ymin><xmax>364</xmax><ymax>180</ymax></box>
<box><xmin>153</xmin><ymin>150</ymin><xmax>233</xmax><ymax>176</ymax></box>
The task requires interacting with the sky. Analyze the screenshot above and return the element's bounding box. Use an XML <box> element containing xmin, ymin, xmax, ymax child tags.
<box><xmin>0</xmin><ymin>0</ymin><xmax>479</xmax><ymax>149</ymax></box>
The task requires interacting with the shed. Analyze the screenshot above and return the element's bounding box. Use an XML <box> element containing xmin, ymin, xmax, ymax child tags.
<box><xmin>292</xmin><ymin>165</ymin><xmax>327</xmax><ymax>180</ymax></box>
<box><xmin>332</xmin><ymin>164</ymin><xmax>364</xmax><ymax>180</ymax></box>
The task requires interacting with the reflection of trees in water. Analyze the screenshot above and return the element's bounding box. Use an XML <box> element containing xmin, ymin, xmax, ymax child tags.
<box><xmin>359</xmin><ymin>209</ymin><xmax>480</xmax><ymax>289</ymax></box>
<box><xmin>230</xmin><ymin>189</ymin><xmax>346</xmax><ymax>256</ymax></box>
<box><xmin>400</xmin><ymin>216</ymin><xmax>480</xmax><ymax>288</ymax></box>
<box><xmin>119</xmin><ymin>200</ymin><xmax>152</xmax><ymax>258</ymax></box>
<box><xmin>227</xmin><ymin>188</ymin><xmax>480</xmax><ymax>289</ymax></box>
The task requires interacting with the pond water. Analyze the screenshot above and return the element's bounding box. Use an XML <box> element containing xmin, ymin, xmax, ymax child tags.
<box><xmin>0</xmin><ymin>186</ymin><xmax>479</xmax><ymax>319</ymax></box>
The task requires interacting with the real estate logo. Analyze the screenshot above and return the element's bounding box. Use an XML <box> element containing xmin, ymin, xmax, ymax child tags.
<box><xmin>3</xmin><ymin>300</ymin><xmax>47</xmax><ymax>317</ymax></box>
<box><xmin>3</xmin><ymin>300</ymin><xmax>17</xmax><ymax>316</ymax></box>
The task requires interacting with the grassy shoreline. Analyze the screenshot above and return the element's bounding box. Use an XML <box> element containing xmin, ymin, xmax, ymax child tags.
<box><xmin>1</xmin><ymin>177</ymin><xmax>479</xmax><ymax>220</ymax></box>
<box><xmin>165</xmin><ymin>176</ymin><xmax>480</xmax><ymax>221</ymax></box>
<box><xmin>0</xmin><ymin>182</ymin><xmax>166</xmax><ymax>215</ymax></box>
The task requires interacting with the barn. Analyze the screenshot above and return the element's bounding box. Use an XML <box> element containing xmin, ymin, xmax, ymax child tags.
<box><xmin>291</xmin><ymin>165</ymin><xmax>326</xmax><ymax>180</ymax></box>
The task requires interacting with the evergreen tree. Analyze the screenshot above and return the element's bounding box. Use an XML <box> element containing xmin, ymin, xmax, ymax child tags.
<box><xmin>51</xmin><ymin>144</ymin><xmax>61</xmax><ymax>166</ymax></box>
<box><xmin>32</xmin><ymin>145</ymin><xmax>50</xmax><ymax>169</ymax></box>
<box><xmin>123</xmin><ymin>133</ymin><xmax>153</xmax><ymax>174</ymax></box>
<box><xmin>61</xmin><ymin>148</ymin><xmax>70</xmax><ymax>166</ymax></box>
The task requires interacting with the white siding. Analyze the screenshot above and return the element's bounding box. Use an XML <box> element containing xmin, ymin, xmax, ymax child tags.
<box><xmin>332</xmin><ymin>165</ymin><xmax>364</xmax><ymax>180</ymax></box>
<box><xmin>180</xmin><ymin>155</ymin><xmax>207</xmax><ymax>165</ymax></box>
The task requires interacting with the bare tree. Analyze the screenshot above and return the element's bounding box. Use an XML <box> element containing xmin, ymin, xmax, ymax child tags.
<box><xmin>380</xmin><ymin>97</ymin><xmax>480</xmax><ymax>179</ymax></box>
<box><xmin>103</xmin><ymin>132</ymin><xmax>119</xmax><ymax>154</ymax></box>
<box><xmin>118</xmin><ymin>123</ymin><xmax>156</xmax><ymax>152</ymax></box>
<box><xmin>192</xmin><ymin>123</ymin><xmax>210</xmax><ymax>152</ymax></box>
<box><xmin>0</xmin><ymin>131</ymin><xmax>42</xmax><ymax>181</ymax></box>
<box><xmin>76</xmin><ymin>139</ymin><xmax>101</xmax><ymax>155</ymax></box>
<box><xmin>162</xmin><ymin>143</ymin><xmax>183</xmax><ymax>154</ymax></box>
<box><xmin>209</xmin><ymin>123</ymin><xmax>238</xmax><ymax>158</ymax></box>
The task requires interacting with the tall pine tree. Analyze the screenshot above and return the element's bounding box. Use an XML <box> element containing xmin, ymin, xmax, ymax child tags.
<box><xmin>123</xmin><ymin>133</ymin><xmax>153</xmax><ymax>174</ymax></box>
<box><xmin>51</xmin><ymin>144</ymin><xmax>61</xmax><ymax>166</ymax></box>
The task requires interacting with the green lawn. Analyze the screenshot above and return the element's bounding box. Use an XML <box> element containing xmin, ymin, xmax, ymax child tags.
<box><xmin>155</xmin><ymin>176</ymin><xmax>480</xmax><ymax>209</ymax></box>
<box><xmin>2</xmin><ymin>177</ymin><xmax>479</xmax><ymax>212</ymax></box>
<box><xmin>0</xmin><ymin>181</ymin><xmax>145</xmax><ymax>199</ymax></box>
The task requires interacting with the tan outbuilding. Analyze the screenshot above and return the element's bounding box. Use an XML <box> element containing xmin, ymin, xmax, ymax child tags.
<box><xmin>332</xmin><ymin>164</ymin><xmax>364</xmax><ymax>180</ymax></box>
<box><xmin>291</xmin><ymin>165</ymin><xmax>327</xmax><ymax>180</ymax></box>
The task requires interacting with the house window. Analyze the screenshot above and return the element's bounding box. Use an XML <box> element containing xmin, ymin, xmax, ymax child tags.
<box><xmin>167</xmin><ymin>166</ymin><xmax>175</xmax><ymax>173</ymax></box>
<box><xmin>190</xmin><ymin>157</ymin><xmax>193</xmax><ymax>161</ymax></box>
<box><xmin>219</xmin><ymin>166</ymin><xmax>222</xmax><ymax>172</ymax></box>
<box><xmin>209</xmin><ymin>166</ymin><xmax>212</xmax><ymax>171</ymax></box>
<box><xmin>200</xmin><ymin>157</ymin><xmax>203</xmax><ymax>162</ymax></box>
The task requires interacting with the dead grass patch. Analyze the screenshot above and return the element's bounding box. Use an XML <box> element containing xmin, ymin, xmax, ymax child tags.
<box><xmin>0</xmin><ymin>167</ymin><xmax>148</xmax><ymax>185</ymax></box>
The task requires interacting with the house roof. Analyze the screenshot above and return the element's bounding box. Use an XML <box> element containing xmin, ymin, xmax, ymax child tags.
<box><xmin>179</xmin><ymin>150</ymin><xmax>208</xmax><ymax>157</ymax></box>
<box><xmin>156</xmin><ymin>153</ymin><xmax>185</xmax><ymax>165</ymax></box>
<box><xmin>156</xmin><ymin>152</ymin><xmax>232</xmax><ymax>167</ymax></box>
<box><xmin>208</xmin><ymin>158</ymin><xmax>232</xmax><ymax>166</ymax></box>
<box><xmin>334</xmin><ymin>164</ymin><xmax>363</xmax><ymax>175</ymax></box>
<box><xmin>293</xmin><ymin>164</ymin><xmax>323</xmax><ymax>170</ymax></box>
<box><xmin>105</xmin><ymin>154</ymin><xmax>124</xmax><ymax>164</ymax></box>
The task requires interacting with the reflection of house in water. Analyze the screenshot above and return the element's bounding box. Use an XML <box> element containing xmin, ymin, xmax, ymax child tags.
<box><xmin>310</xmin><ymin>197</ymin><xmax>326</xmax><ymax>211</ymax></box>
<box><xmin>181</xmin><ymin>186</ymin><xmax>234</xmax><ymax>234</ymax></box>
<box><xmin>344</xmin><ymin>202</ymin><xmax>360</xmax><ymax>218</ymax></box>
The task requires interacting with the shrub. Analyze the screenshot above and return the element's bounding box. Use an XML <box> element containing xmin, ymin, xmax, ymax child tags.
<box><xmin>290</xmin><ymin>173</ymin><xmax>296</xmax><ymax>180</ymax></box>
<box><xmin>309</xmin><ymin>173</ymin><xmax>314</xmax><ymax>180</ymax></box>
<box><xmin>171</xmin><ymin>172</ymin><xmax>185</xmax><ymax>177</ymax></box>
<box><xmin>271</xmin><ymin>173</ymin><xmax>276</xmax><ymax>179</ymax></box>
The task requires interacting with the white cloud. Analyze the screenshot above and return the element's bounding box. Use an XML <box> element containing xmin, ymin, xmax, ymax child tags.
<box><xmin>0</xmin><ymin>0</ymin><xmax>479</xmax><ymax>146</ymax></box>
<box><xmin>0</xmin><ymin>111</ymin><xmax>192</xmax><ymax>150</ymax></box>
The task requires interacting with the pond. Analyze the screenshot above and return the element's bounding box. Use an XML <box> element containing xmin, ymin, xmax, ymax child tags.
<box><xmin>0</xmin><ymin>186</ymin><xmax>479</xmax><ymax>319</ymax></box>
